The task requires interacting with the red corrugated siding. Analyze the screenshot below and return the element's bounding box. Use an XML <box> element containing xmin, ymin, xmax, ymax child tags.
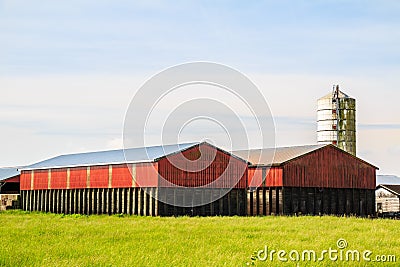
<box><xmin>158</xmin><ymin>143</ymin><xmax>247</xmax><ymax>188</ymax></box>
<box><xmin>20</xmin><ymin>171</ymin><xmax>31</xmax><ymax>190</ymax></box>
<box><xmin>90</xmin><ymin>166</ymin><xmax>109</xmax><ymax>188</ymax></box>
<box><xmin>283</xmin><ymin>146</ymin><xmax>376</xmax><ymax>189</ymax></box>
<box><xmin>135</xmin><ymin>163</ymin><xmax>158</xmax><ymax>187</ymax></box>
<box><xmin>51</xmin><ymin>169</ymin><xmax>67</xmax><ymax>189</ymax></box>
<box><xmin>33</xmin><ymin>170</ymin><xmax>48</xmax><ymax>190</ymax></box>
<box><xmin>266</xmin><ymin>167</ymin><xmax>283</xmax><ymax>187</ymax></box>
<box><xmin>248</xmin><ymin>168</ymin><xmax>262</xmax><ymax>187</ymax></box>
<box><xmin>112</xmin><ymin>164</ymin><xmax>132</xmax><ymax>188</ymax></box>
<box><xmin>69</xmin><ymin>167</ymin><xmax>87</xmax><ymax>189</ymax></box>
<box><xmin>248</xmin><ymin>167</ymin><xmax>283</xmax><ymax>187</ymax></box>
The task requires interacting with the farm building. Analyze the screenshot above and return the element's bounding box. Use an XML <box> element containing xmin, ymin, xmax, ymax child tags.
<box><xmin>0</xmin><ymin>167</ymin><xmax>21</xmax><ymax>210</ymax></box>
<box><xmin>376</xmin><ymin>184</ymin><xmax>400</xmax><ymax>214</ymax></box>
<box><xmin>233</xmin><ymin>144</ymin><xmax>378</xmax><ymax>217</ymax></box>
<box><xmin>20</xmin><ymin>142</ymin><xmax>248</xmax><ymax>216</ymax></box>
<box><xmin>18</xmin><ymin>142</ymin><xmax>378</xmax><ymax>217</ymax></box>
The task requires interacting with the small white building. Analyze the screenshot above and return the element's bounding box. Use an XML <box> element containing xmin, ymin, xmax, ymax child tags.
<box><xmin>376</xmin><ymin>184</ymin><xmax>400</xmax><ymax>213</ymax></box>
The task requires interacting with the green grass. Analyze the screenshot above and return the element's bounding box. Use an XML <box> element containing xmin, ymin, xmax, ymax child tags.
<box><xmin>0</xmin><ymin>211</ymin><xmax>399</xmax><ymax>266</ymax></box>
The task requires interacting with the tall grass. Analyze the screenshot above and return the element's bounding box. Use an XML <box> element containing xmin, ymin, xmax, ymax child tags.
<box><xmin>0</xmin><ymin>210</ymin><xmax>399</xmax><ymax>266</ymax></box>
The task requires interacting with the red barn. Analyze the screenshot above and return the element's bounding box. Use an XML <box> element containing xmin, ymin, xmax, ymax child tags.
<box><xmin>233</xmin><ymin>144</ymin><xmax>378</xmax><ymax>216</ymax></box>
<box><xmin>20</xmin><ymin>142</ymin><xmax>248</xmax><ymax>216</ymax></box>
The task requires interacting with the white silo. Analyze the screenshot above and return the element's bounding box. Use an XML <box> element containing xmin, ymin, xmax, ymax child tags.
<box><xmin>317</xmin><ymin>85</ymin><xmax>356</xmax><ymax>156</ymax></box>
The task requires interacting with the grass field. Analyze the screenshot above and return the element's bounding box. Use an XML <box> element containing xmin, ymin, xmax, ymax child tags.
<box><xmin>0</xmin><ymin>211</ymin><xmax>399</xmax><ymax>266</ymax></box>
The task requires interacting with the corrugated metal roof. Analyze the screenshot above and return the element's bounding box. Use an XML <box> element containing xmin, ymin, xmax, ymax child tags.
<box><xmin>232</xmin><ymin>144</ymin><xmax>328</xmax><ymax>166</ymax></box>
<box><xmin>377</xmin><ymin>184</ymin><xmax>400</xmax><ymax>196</ymax></box>
<box><xmin>0</xmin><ymin>168</ymin><xmax>21</xmax><ymax>181</ymax></box>
<box><xmin>22</xmin><ymin>142</ymin><xmax>199</xmax><ymax>170</ymax></box>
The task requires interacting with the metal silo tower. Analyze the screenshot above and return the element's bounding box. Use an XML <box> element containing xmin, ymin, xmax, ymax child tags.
<box><xmin>317</xmin><ymin>85</ymin><xmax>356</xmax><ymax>156</ymax></box>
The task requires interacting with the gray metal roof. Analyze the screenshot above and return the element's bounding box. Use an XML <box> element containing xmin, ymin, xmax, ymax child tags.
<box><xmin>232</xmin><ymin>144</ymin><xmax>328</xmax><ymax>166</ymax></box>
<box><xmin>0</xmin><ymin>168</ymin><xmax>21</xmax><ymax>181</ymax></box>
<box><xmin>22</xmin><ymin>142</ymin><xmax>199</xmax><ymax>170</ymax></box>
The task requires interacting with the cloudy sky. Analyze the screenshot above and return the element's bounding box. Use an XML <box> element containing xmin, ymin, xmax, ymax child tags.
<box><xmin>1</xmin><ymin>1</ymin><xmax>399</xmax><ymax>175</ymax></box>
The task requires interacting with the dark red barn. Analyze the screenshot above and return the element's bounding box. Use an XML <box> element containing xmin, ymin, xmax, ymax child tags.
<box><xmin>233</xmin><ymin>144</ymin><xmax>378</xmax><ymax>216</ymax></box>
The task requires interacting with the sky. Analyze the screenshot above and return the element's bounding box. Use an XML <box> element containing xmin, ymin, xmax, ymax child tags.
<box><xmin>0</xmin><ymin>0</ymin><xmax>399</xmax><ymax>175</ymax></box>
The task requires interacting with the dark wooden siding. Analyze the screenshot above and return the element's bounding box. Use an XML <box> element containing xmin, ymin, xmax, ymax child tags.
<box><xmin>157</xmin><ymin>188</ymin><xmax>246</xmax><ymax>216</ymax></box>
<box><xmin>282</xmin><ymin>187</ymin><xmax>375</xmax><ymax>216</ymax></box>
<box><xmin>158</xmin><ymin>143</ymin><xmax>247</xmax><ymax>188</ymax></box>
<box><xmin>283</xmin><ymin>146</ymin><xmax>376</xmax><ymax>189</ymax></box>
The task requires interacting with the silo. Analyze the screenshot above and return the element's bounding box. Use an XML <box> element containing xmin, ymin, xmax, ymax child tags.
<box><xmin>317</xmin><ymin>85</ymin><xmax>356</xmax><ymax>156</ymax></box>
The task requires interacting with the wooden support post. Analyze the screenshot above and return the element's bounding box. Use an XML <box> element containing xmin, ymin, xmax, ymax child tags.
<box><xmin>26</xmin><ymin>191</ymin><xmax>29</xmax><ymax>211</ymax></box>
<box><xmin>258</xmin><ymin>189</ymin><xmax>264</xmax><ymax>216</ymax></box>
<box><xmin>22</xmin><ymin>191</ymin><xmax>25</xmax><ymax>211</ymax></box>
<box><xmin>76</xmin><ymin>189</ymin><xmax>79</xmax><ymax>214</ymax></box>
<box><xmin>116</xmin><ymin>188</ymin><xmax>120</xmax><ymax>214</ymax></box>
<box><xmin>90</xmin><ymin>189</ymin><xmax>94</xmax><ymax>215</ymax></box>
<box><xmin>96</xmin><ymin>189</ymin><xmax>100</xmax><ymax>215</ymax></box>
<box><xmin>25</xmin><ymin>191</ymin><xmax>28</xmax><ymax>211</ymax></box>
<box><xmin>247</xmin><ymin>190</ymin><xmax>251</xmax><ymax>216</ymax></box>
<box><xmin>127</xmin><ymin>188</ymin><xmax>131</xmax><ymax>215</ymax></box>
<box><xmin>27</xmin><ymin>191</ymin><xmax>30</xmax><ymax>211</ymax></box>
<box><xmin>48</xmin><ymin>190</ymin><xmax>51</xmax><ymax>213</ymax></box>
<box><xmin>53</xmin><ymin>190</ymin><xmax>57</xmax><ymax>213</ymax></box>
<box><xmin>37</xmin><ymin>190</ymin><xmax>41</xmax><ymax>212</ymax></box>
<box><xmin>64</xmin><ymin>190</ymin><xmax>68</xmax><ymax>214</ymax></box>
<box><xmin>148</xmin><ymin>189</ymin><xmax>153</xmax><ymax>216</ymax></box>
<box><xmin>54</xmin><ymin>190</ymin><xmax>57</xmax><ymax>213</ymax></box>
<box><xmin>219</xmin><ymin>189</ymin><xmax>224</xmax><ymax>216</ymax></box>
<box><xmin>120</xmin><ymin>188</ymin><xmax>127</xmax><ymax>214</ymax></box>
<box><xmin>227</xmin><ymin>191</ymin><xmax>231</xmax><ymax>216</ymax></box>
<box><xmin>38</xmin><ymin>191</ymin><xmax>41</xmax><ymax>211</ymax></box>
<box><xmin>68</xmin><ymin>190</ymin><xmax>72</xmax><ymax>214</ymax></box>
<box><xmin>21</xmin><ymin>191</ymin><xmax>25</xmax><ymax>211</ymax></box>
<box><xmin>138</xmin><ymin>189</ymin><xmax>142</xmax><ymax>216</ymax></box>
<box><xmin>83</xmin><ymin>189</ymin><xmax>87</xmax><ymax>215</ymax></box>
<box><xmin>81</xmin><ymin>189</ymin><xmax>85</xmax><ymax>215</ymax></box>
<box><xmin>61</xmin><ymin>190</ymin><xmax>65</xmax><ymax>214</ymax></box>
<box><xmin>154</xmin><ymin>188</ymin><xmax>158</xmax><ymax>216</ymax></box>
<box><xmin>45</xmin><ymin>190</ymin><xmax>48</xmax><ymax>212</ymax></box>
<box><xmin>133</xmin><ymin>188</ymin><xmax>137</xmax><ymax>215</ymax></box>
<box><xmin>106</xmin><ymin>188</ymin><xmax>111</xmax><ymax>215</ymax></box>
<box><xmin>37</xmin><ymin>190</ymin><xmax>40</xmax><ymax>211</ymax></box>
<box><xmin>34</xmin><ymin>190</ymin><xmax>37</xmax><ymax>211</ymax></box>
<box><xmin>103</xmin><ymin>189</ymin><xmax>107</xmax><ymax>214</ymax></box>
<box><xmin>29</xmin><ymin>190</ymin><xmax>35</xmax><ymax>211</ymax></box>
<box><xmin>142</xmin><ymin>189</ymin><xmax>146</xmax><ymax>216</ymax></box>
<box><xmin>38</xmin><ymin>190</ymin><xmax>42</xmax><ymax>212</ymax></box>
<box><xmin>88</xmin><ymin>189</ymin><xmax>92</xmax><ymax>215</ymax></box>
<box><xmin>44</xmin><ymin>190</ymin><xmax>47</xmax><ymax>213</ymax></box>
<box><xmin>31</xmin><ymin>190</ymin><xmax>34</xmax><ymax>211</ymax></box>
<box><xmin>71</xmin><ymin>190</ymin><xmax>75</xmax><ymax>214</ymax></box>
<box><xmin>33</xmin><ymin>191</ymin><xmax>37</xmax><ymax>211</ymax></box>
<box><xmin>57</xmin><ymin>190</ymin><xmax>60</xmax><ymax>214</ymax></box>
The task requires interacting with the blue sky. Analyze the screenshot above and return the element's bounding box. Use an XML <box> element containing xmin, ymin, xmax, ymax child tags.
<box><xmin>1</xmin><ymin>1</ymin><xmax>399</xmax><ymax>175</ymax></box>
